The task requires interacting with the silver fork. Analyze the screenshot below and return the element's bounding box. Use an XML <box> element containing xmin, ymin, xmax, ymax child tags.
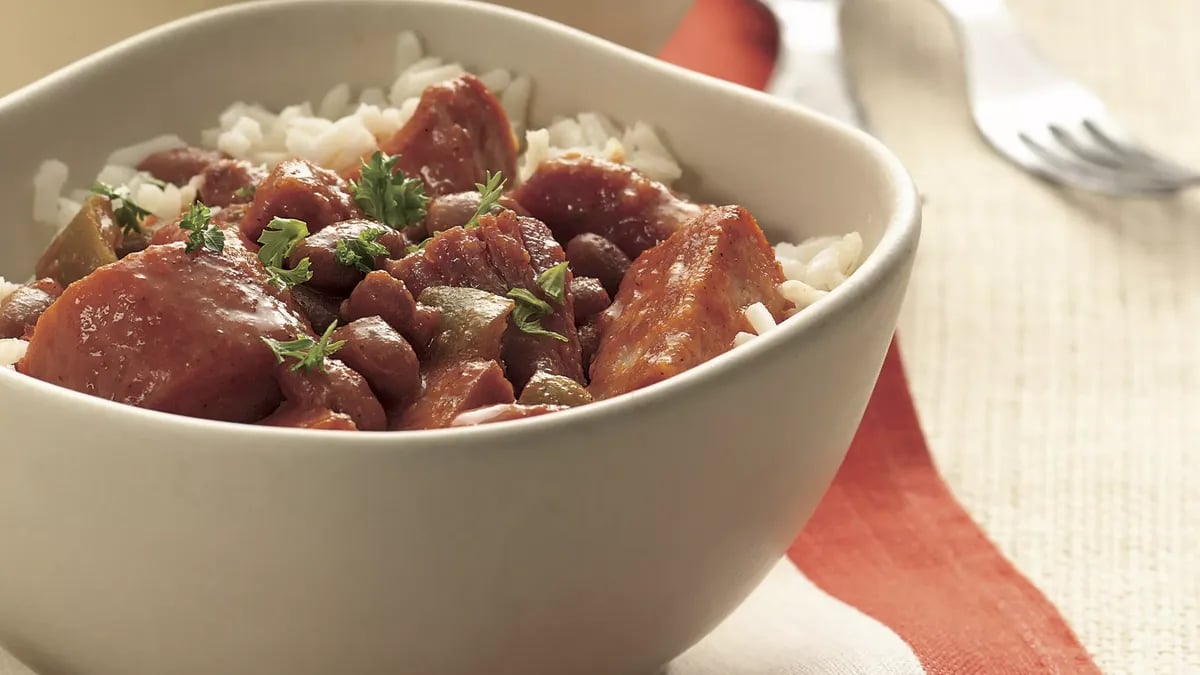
<box><xmin>933</xmin><ymin>0</ymin><xmax>1200</xmax><ymax>195</ymax></box>
<box><xmin>759</xmin><ymin>0</ymin><xmax>868</xmax><ymax>131</ymax></box>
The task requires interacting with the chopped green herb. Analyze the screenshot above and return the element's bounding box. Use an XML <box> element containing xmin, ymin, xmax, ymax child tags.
<box><xmin>234</xmin><ymin>184</ymin><xmax>256</xmax><ymax>199</ymax></box>
<box><xmin>334</xmin><ymin>227</ymin><xmax>390</xmax><ymax>273</ymax></box>
<box><xmin>262</xmin><ymin>321</ymin><xmax>346</xmax><ymax>373</ymax></box>
<box><xmin>178</xmin><ymin>202</ymin><xmax>224</xmax><ymax>254</ymax></box>
<box><xmin>90</xmin><ymin>182</ymin><xmax>151</xmax><ymax>235</ymax></box>
<box><xmin>257</xmin><ymin>217</ymin><xmax>312</xmax><ymax>289</ymax></box>
<box><xmin>266</xmin><ymin>258</ymin><xmax>313</xmax><ymax>289</ymax></box>
<box><xmin>506</xmin><ymin>287</ymin><xmax>568</xmax><ymax>342</ymax></box>
<box><xmin>144</xmin><ymin>176</ymin><xmax>168</xmax><ymax>189</ymax></box>
<box><xmin>257</xmin><ymin>217</ymin><xmax>309</xmax><ymax>267</ymax></box>
<box><xmin>506</xmin><ymin>288</ymin><xmax>552</xmax><ymax>314</ymax></box>
<box><xmin>536</xmin><ymin>261</ymin><xmax>569</xmax><ymax>303</ymax></box>
<box><xmin>463</xmin><ymin>170</ymin><xmax>507</xmax><ymax>229</ymax></box>
<box><xmin>350</xmin><ymin>150</ymin><xmax>429</xmax><ymax>228</ymax></box>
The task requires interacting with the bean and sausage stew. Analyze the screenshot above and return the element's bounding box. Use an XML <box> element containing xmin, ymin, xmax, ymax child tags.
<box><xmin>1</xmin><ymin>75</ymin><xmax>791</xmax><ymax>431</ymax></box>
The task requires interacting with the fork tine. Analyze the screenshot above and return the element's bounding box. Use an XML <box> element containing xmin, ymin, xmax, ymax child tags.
<box><xmin>1016</xmin><ymin>132</ymin><xmax>1185</xmax><ymax>195</ymax></box>
<box><xmin>1048</xmin><ymin>125</ymin><xmax>1131</xmax><ymax>170</ymax></box>
<box><xmin>1083</xmin><ymin>119</ymin><xmax>1200</xmax><ymax>184</ymax></box>
<box><xmin>1048</xmin><ymin>123</ymin><xmax>1200</xmax><ymax>188</ymax></box>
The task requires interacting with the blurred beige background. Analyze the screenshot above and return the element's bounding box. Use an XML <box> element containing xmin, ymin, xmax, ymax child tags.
<box><xmin>2</xmin><ymin>1</ymin><xmax>1198</xmax><ymax>673</ymax></box>
<box><xmin>0</xmin><ymin>0</ymin><xmax>689</xmax><ymax>94</ymax></box>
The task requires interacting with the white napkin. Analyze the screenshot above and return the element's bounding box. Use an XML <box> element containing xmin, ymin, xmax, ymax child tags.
<box><xmin>669</xmin><ymin>559</ymin><xmax>925</xmax><ymax>675</ymax></box>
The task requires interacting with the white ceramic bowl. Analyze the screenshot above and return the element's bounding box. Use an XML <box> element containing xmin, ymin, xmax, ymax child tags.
<box><xmin>0</xmin><ymin>2</ymin><xmax>920</xmax><ymax>674</ymax></box>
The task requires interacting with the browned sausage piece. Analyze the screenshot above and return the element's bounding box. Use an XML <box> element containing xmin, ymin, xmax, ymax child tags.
<box><xmin>269</xmin><ymin>360</ymin><xmax>386</xmax><ymax>432</ymax></box>
<box><xmin>339</xmin><ymin>270</ymin><xmax>440</xmax><ymax>354</ymax></box>
<box><xmin>137</xmin><ymin>146</ymin><xmax>226</xmax><ymax>185</ymax></box>
<box><xmin>512</xmin><ymin>156</ymin><xmax>707</xmax><ymax>258</ymax></box>
<box><xmin>569</xmin><ymin>277</ymin><xmax>610</xmax><ymax>323</ymax></box>
<box><xmin>0</xmin><ymin>279</ymin><xmax>63</xmax><ymax>339</ymax></box>
<box><xmin>449</xmin><ymin>403</ymin><xmax>568</xmax><ymax>427</ymax></box>
<box><xmin>565</xmin><ymin>233</ymin><xmax>630</xmax><ymax>297</ymax></box>
<box><xmin>240</xmin><ymin>159</ymin><xmax>359</xmax><ymax>244</ymax></box>
<box><xmin>331</xmin><ymin>317</ymin><xmax>421</xmax><ymax>416</ymax></box>
<box><xmin>19</xmin><ymin>237</ymin><xmax>307</xmax><ymax>423</ymax></box>
<box><xmin>375</xmin><ymin>75</ymin><xmax>518</xmax><ymax>196</ymax></box>
<box><xmin>387</xmin><ymin>210</ymin><xmax>583</xmax><ymax>389</ymax></box>
<box><xmin>259</xmin><ymin>407</ymin><xmax>358</xmax><ymax>430</ymax></box>
<box><xmin>587</xmin><ymin>206</ymin><xmax>789</xmax><ymax>399</ymax></box>
<box><xmin>199</xmin><ymin>159</ymin><xmax>268</xmax><ymax>208</ymax></box>
<box><xmin>394</xmin><ymin>360</ymin><xmax>515</xmax><ymax>430</ymax></box>
<box><xmin>287</xmin><ymin>220</ymin><xmax>406</xmax><ymax>296</ymax></box>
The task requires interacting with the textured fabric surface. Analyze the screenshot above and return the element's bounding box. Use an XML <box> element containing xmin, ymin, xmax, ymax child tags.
<box><xmin>841</xmin><ymin>2</ymin><xmax>1200</xmax><ymax>672</ymax></box>
<box><xmin>790</xmin><ymin>346</ymin><xmax>1099</xmax><ymax>674</ymax></box>
<box><xmin>1</xmin><ymin>0</ymin><xmax>1197</xmax><ymax>673</ymax></box>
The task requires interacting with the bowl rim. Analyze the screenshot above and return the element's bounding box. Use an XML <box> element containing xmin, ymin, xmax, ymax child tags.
<box><xmin>0</xmin><ymin>0</ymin><xmax>921</xmax><ymax>447</ymax></box>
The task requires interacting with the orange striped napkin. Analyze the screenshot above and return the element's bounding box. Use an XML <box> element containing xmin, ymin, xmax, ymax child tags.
<box><xmin>658</xmin><ymin>1</ymin><xmax>1100</xmax><ymax>672</ymax></box>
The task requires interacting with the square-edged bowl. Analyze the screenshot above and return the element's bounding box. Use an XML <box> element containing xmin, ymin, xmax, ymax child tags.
<box><xmin>0</xmin><ymin>1</ymin><xmax>920</xmax><ymax>674</ymax></box>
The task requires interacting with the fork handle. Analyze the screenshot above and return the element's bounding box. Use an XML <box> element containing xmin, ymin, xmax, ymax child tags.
<box><xmin>928</xmin><ymin>0</ymin><xmax>1065</xmax><ymax>93</ymax></box>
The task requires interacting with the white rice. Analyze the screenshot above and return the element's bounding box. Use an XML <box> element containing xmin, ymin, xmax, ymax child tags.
<box><xmin>775</xmin><ymin>233</ymin><xmax>862</xmax><ymax>305</ymax></box>
<box><xmin>203</xmin><ymin>32</ymin><xmax>531</xmax><ymax>174</ymax></box>
<box><xmin>24</xmin><ymin>29</ymin><xmax>863</xmax><ymax>353</ymax></box>
<box><xmin>518</xmin><ymin>115</ymin><xmax>682</xmax><ymax>185</ymax></box>
<box><xmin>0</xmin><ymin>339</ymin><xmax>29</xmax><ymax>368</ymax></box>
<box><xmin>744</xmin><ymin>302</ymin><xmax>778</xmax><ymax>335</ymax></box>
<box><xmin>732</xmin><ymin>234</ymin><xmax>864</xmax><ymax>347</ymax></box>
<box><xmin>0</xmin><ymin>277</ymin><xmax>20</xmax><ymax>304</ymax></box>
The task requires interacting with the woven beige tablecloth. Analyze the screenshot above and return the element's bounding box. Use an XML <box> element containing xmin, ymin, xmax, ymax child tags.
<box><xmin>1</xmin><ymin>1</ymin><xmax>1196</xmax><ymax>673</ymax></box>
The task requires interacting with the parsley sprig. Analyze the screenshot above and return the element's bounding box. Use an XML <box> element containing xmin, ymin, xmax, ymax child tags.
<box><xmin>262</xmin><ymin>321</ymin><xmax>346</xmax><ymax>373</ymax></box>
<box><xmin>504</xmin><ymin>261</ymin><xmax>572</xmax><ymax>341</ymax></box>
<box><xmin>269</xmin><ymin>259</ymin><xmax>313</xmax><ymax>288</ymax></box>
<box><xmin>506</xmin><ymin>288</ymin><xmax>568</xmax><ymax>342</ymax></box>
<box><xmin>536</xmin><ymin>261</ymin><xmax>569</xmax><ymax>303</ymax></box>
<box><xmin>257</xmin><ymin>217</ymin><xmax>313</xmax><ymax>289</ymax></box>
<box><xmin>179</xmin><ymin>202</ymin><xmax>224</xmax><ymax>254</ymax></box>
<box><xmin>463</xmin><ymin>170</ymin><xmax>507</xmax><ymax>229</ymax></box>
<box><xmin>334</xmin><ymin>227</ymin><xmax>390</xmax><ymax>273</ymax></box>
<box><xmin>90</xmin><ymin>182</ymin><xmax>151</xmax><ymax>235</ymax></box>
<box><xmin>403</xmin><ymin>170</ymin><xmax>510</xmax><ymax>256</ymax></box>
<box><xmin>350</xmin><ymin>151</ymin><xmax>428</xmax><ymax>229</ymax></box>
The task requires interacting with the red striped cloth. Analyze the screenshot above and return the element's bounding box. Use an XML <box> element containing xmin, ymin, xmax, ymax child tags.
<box><xmin>660</xmin><ymin>2</ymin><xmax>1100</xmax><ymax>672</ymax></box>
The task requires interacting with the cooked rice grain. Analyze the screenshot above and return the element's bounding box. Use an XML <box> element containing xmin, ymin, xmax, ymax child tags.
<box><xmin>744</xmin><ymin>302</ymin><xmax>778</xmax><ymax>335</ymax></box>
<box><xmin>517</xmin><ymin>114</ymin><xmax>681</xmax><ymax>184</ymax></box>
<box><xmin>0</xmin><ymin>277</ymin><xmax>19</xmax><ymax>304</ymax></box>
<box><xmin>0</xmin><ymin>339</ymin><xmax>28</xmax><ymax>368</ymax></box>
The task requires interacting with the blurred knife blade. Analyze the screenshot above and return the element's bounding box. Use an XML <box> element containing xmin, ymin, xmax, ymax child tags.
<box><xmin>760</xmin><ymin>0</ymin><xmax>867</xmax><ymax>130</ymax></box>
